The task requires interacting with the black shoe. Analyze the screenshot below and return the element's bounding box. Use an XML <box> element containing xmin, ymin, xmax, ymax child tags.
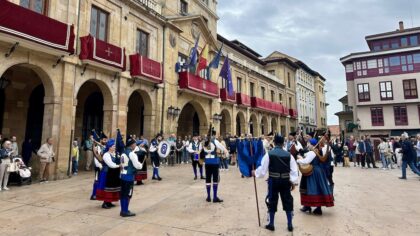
<box><xmin>288</xmin><ymin>224</ymin><xmax>293</xmax><ymax>232</ymax></box>
<box><xmin>313</xmin><ymin>207</ymin><xmax>323</xmax><ymax>215</ymax></box>
<box><xmin>300</xmin><ymin>206</ymin><xmax>312</xmax><ymax>213</ymax></box>
<box><xmin>399</xmin><ymin>177</ymin><xmax>407</xmax><ymax>180</ymax></box>
<box><xmin>157</xmin><ymin>177</ymin><xmax>162</xmax><ymax>181</ymax></box>
<box><xmin>136</xmin><ymin>181</ymin><xmax>144</xmax><ymax>185</ymax></box>
<box><xmin>194</xmin><ymin>176</ymin><xmax>197</xmax><ymax>180</ymax></box>
<box><xmin>102</xmin><ymin>203</ymin><xmax>111</xmax><ymax>209</ymax></box>
<box><xmin>90</xmin><ymin>196</ymin><xmax>96</xmax><ymax>201</ymax></box>
<box><xmin>107</xmin><ymin>202</ymin><xmax>116</xmax><ymax>208</ymax></box>
<box><xmin>152</xmin><ymin>177</ymin><xmax>157</xmax><ymax>180</ymax></box>
<box><xmin>265</xmin><ymin>225</ymin><xmax>275</xmax><ymax>231</ymax></box>
<box><xmin>206</xmin><ymin>197</ymin><xmax>211</xmax><ymax>202</ymax></box>
<box><xmin>120</xmin><ymin>211</ymin><xmax>136</xmax><ymax>217</ymax></box>
<box><xmin>200</xmin><ymin>176</ymin><xmax>205</xmax><ymax>180</ymax></box>
<box><xmin>213</xmin><ymin>197</ymin><xmax>223</xmax><ymax>203</ymax></box>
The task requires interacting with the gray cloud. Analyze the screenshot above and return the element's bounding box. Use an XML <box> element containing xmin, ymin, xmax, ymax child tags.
<box><xmin>217</xmin><ymin>0</ymin><xmax>420</xmax><ymax>125</ymax></box>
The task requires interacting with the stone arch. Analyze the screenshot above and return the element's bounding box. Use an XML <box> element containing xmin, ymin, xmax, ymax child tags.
<box><xmin>177</xmin><ymin>100</ymin><xmax>208</xmax><ymax>137</ymax></box>
<box><xmin>235</xmin><ymin>111</ymin><xmax>246</xmax><ymax>137</ymax></box>
<box><xmin>219</xmin><ymin>109</ymin><xmax>232</xmax><ymax>138</ymax></box>
<box><xmin>249</xmin><ymin>113</ymin><xmax>258</xmax><ymax>137</ymax></box>
<box><xmin>261</xmin><ymin>115</ymin><xmax>269</xmax><ymax>135</ymax></box>
<box><xmin>126</xmin><ymin>89</ymin><xmax>154</xmax><ymax>139</ymax></box>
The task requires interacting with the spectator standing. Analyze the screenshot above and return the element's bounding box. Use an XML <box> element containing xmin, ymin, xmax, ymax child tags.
<box><xmin>72</xmin><ymin>140</ymin><xmax>80</xmax><ymax>175</ymax></box>
<box><xmin>399</xmin><ymin>132</ymin><xmax>420</xmax><ymax>180</ymax></box>
<box><xmin>11</xmin><ymin>136</ymin><xmax>18</xmax><ymax>157</ymax></box>
<box><xmin>84</xmin><ymin>135</ymin><xmax>94</xmax><ymax>171</ymax></box>
<box><xmin>365</xmin><ymin>136</ymin><xmax>378</xmax><ymax>168</ymax></box>
<box><xmin>394</xmin><ymin>137</ymin><xmax>402</xmax><ymax>168</ymax></box>
<box><xmin>0</xmin><ymin>139</ymin><xmax>13</xmax><ymax>191</ymax></box>
<box><xmin>37</xmin><ymin>138</ymin><xmax>55</xmax><ymax>183</ymax></box>
<box><xmin>378</xmin><ymin>138</ymin><xmax>389</xmax><ymax>170</ymax></box>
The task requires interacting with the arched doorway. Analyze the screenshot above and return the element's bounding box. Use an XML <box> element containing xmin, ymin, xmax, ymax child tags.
<box><xmin>249</xmin><ymin>113</ymin><xmax>258</xmax><ymax>137</ymax></box>
<box><xmin>271</xmin><ymin>118</ymin><xmax>277</xmax><ymax>134</ymax></box>
<box><xmin>235</xmin><ymin>111</ymin><xmax>246</xmax><ymax>136</ymax></box>
<box><xmin>127</xmin><ymin>90</ymin><xmax>153</xmax><ymax>139</ymax></box>
<box><xmin>177</xmin><ymin>101</ymin><xmax>207</xmax><ymax>137</ymax></box>
<box><xmin>0</xmin><ymin>65</ymin><xmax>51</xmax><ymax>151</ymax></box>
<box><xmin>220</xmin><ymin>109</ymin><xmax>231</xmax><ymax>137</ymax></box>
<box><xmin>261</xmin><ymin>116</ymin><xmax>268</xmax><ymax>135</ymax></box>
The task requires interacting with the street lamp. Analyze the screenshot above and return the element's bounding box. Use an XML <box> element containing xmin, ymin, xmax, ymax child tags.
<box><xmin>174</xmin><ymin>107</ymin><xmax>181</xmax><ymax>117</ymax></box>
<box><xmin>213</xmin><ymin>113</ymin><xmax>222</xmax><ymax>122</ymax></box>
<box><xmin>0</xmin><ymin>76</ymin><xmax>11</xmax><ymax>90</ymax></box>
<box><xmin>167</xmin><ymin>106</ymin><xmax>174</xmax><ymax>116</ymax></box>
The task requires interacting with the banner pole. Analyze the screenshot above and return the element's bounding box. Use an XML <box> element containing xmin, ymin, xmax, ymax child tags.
<box><xmin>250</xmin><ymin>141</ymin><xmax>261</xmax><ymax>227</ymax></box>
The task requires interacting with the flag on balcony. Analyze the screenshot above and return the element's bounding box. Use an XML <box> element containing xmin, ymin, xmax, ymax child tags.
<box><xmin>206</xmin><ymin>43</ymin><xmax>223</xmax><ymax>80</ymax></box>
<box><xmin>196</xmin><ymin>44</ymin><xmax>208</xmax><ymax>75</ymax></box>
<box><xmin>187</xmin><ymin>34</ymin><xmax>200</xmax><ymax>70</ymax></box>
<box><xmin>219</xmin><ymin>56</ymin><xmax>234</xmax><ymax>96</ymax></box>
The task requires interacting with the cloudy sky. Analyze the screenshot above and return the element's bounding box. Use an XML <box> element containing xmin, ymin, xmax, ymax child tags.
<box><xmin>217</xmin><ymin>0</ymin><xmax>420</xmax><ymax>125</ymax></box>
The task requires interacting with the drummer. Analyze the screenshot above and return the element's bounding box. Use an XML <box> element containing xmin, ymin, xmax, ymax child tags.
<box><xmin>187</xmin><ymin>134</ymin><xmax>204</xmax><ymax>180</ymax></box>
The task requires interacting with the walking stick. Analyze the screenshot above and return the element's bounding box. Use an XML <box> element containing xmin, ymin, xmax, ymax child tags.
<box><xmin>250</xmin><ymin>140</ymin><xmax>261</xmax><ymax>227</ymax></box>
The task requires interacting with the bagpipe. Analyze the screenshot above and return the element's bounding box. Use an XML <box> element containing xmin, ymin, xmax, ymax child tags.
<box><xmin>236</xmin><ymin>137</ymin><xmax>265</xmax><ymax>177</ymax></box>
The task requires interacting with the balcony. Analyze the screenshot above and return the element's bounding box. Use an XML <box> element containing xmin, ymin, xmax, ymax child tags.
<box><xmin>0</xmin><ymin>1</ymin><xmax>75</xmax><ymax>55</ymax></box>
<box><xmin>220</xmin><ymin>88</ymin><xmax>236</xmax><ymax>103</ymax></box>
<box><xmin>289</xmin><ymin>109</ymin><xmax>298</xmax><ymax>118</ymax></box>
<box><xmin>178</xmin><ymin>72</ymin><xmax>219</xmax><ymax>98</ymax></box>
<box><xmin>236</xmin><ymin>93</ymin><xmax>251</xmax><ymax>106</ymax></box>
<box><xmin>79</xmin><ymin>35</ymin><xmax>126</xmax><ymax>72</ymax></box>
<box><xmin>129</xmin><ymin>54</ymin><xmax>162</xmax><ymax>83</ymax></box>
<box><xmin>132</xmin><ymin>0</ymin><xmax>162</xmax><ymax>15</ymax></box>
<box><xmin>251</xmin><ymin>97</ymin><xmax>283</xmax><ymax>114</ymax></box>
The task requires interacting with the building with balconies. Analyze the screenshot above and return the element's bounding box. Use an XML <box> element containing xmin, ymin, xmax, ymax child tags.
<box><xmin>341</xmin><ymin>21</ymin><xmax>420</xmax><ymax>138</ymax></box>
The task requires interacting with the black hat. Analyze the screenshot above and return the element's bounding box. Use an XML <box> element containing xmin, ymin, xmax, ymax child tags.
<box><xmin>307</xmin><ymin>132</ymin><xmax>315</xmax><ymax>138</ymax></box>
<box><xmin>126</xmin><ymin>138</ymin><xmax>136</xmax><ymax>147</ymax></box>
<box><xmin>274</xmin><ymin>135</ymin><xmax>284</xmax><ymax>145</ymax></box>
<box><xmin>100</xmin><ymin>132</ymin><xmax>108</xmax><ymax>139</ymax></box>
<box><xmin>267</xmin><ymin>131</ymin><xmax>274</xmax><ymax>136</ymax></box>
<box><xmin>211</xmin><ymin>130</ymin><xmax>216</xmax><ymax>136</ymax></box>
<box><xmin>289</xmin><ymin>131</ymin><xmax>296</xmax><ymax>136</ymax></box>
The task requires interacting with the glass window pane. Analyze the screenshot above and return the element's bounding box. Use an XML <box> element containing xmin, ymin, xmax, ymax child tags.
<box><xmin>383</xmin><ymin>43</ymin><xmax>389</xmax><ymax>49</ymax></box>
<box><xmin>380</xmin><ymin>83</ymin><xmax>385</xmax><ymax>91</ymax></box>
<box><xmin>408</xmin><ymin>65</ymin><xmax>414</xmax><ymax>71</ymax></box>
<box><xmin>364</xmin><ymin>84</ymin><xmax>369</xmax><ymax>91</ymax></box>
<box><xmin>385</xmin><ymin>68</ymin><xmax>389</xmax><ymax>73</ymax></box>
<box><xmin>386</xmin><ymin>82</ymin><xmax>392</xmax><ymax>90</ymax></box>
<box><xmin>410</xmin><ymin>36</ymin><xmax>418</xmax><ymax>46</ymax></box>
<box><xmin>401</xmin><ymin>37</ymin><xmax>408</xmax><ymax>47</ymax></box>
<box><xmin>34</xmin><ymin>0</ymin><xmax>44</xmax><ymax>14</ymax></box>
<box><xmin>410</xmin><ymin>80</ymin><xmax>416</xmax><ymax>87</ymax></box>
<box><xmin>391</xmin><ymin>42</ymin><xmax>399</xmax><ymax>49</ymax></box>
<box><xmin>387</xmin><ymin>92</ymin><xmax>392</xmax><ymax>97</ymax></box>
<box><xmin>402</xmin><ymin>65</ymin><xmax>407</xmax><ymax>71</ymax></box>
<box><xmin>90</xmin><ymin>8</ymin><xmax>98</xmax><ymax>37</ymax></box>
<box><xmin>401</xmin><ymin>56</ymin><xmax>407</xmax><ymax>64</ymax></box>
<box><xmin>98</xmin><ymin>12</ymin><xmax>107</xmax><ymax>41</ymax></box>
<box><xmin>407</xmin><ymin>55</ymin><xmax>413</xmax><ymax>64</ymax></box>
<box><xmin>20</xmin><ymin>0</ymin><xmax>30</xmax><ymax>8</ymax></box>
<box><xmin>384</xmin><ymin>58</ymin><xmax>389</xmax><ymax>66</ymax></box>
<box><xmin>390</xmin><ymin>56</ymin><xmax>400</xmax><ymax>66</ymax></box>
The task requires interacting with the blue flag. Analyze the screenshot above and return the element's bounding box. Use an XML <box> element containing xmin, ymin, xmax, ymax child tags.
<box><xmin>219</xmin><ymin>56</ymin><xmax>234</xmax><ymax>96</ymax></box>
<box><xmin>208</xmin><ymin>43</ymin><xmax>223</xmax><ymax>69</ymax></box>
<box><xmin>116</xmin><ymin>129</ymin><xmax>125</xmax><ymax>156</ymax></box>
<box><xmin>91</xmin><ymin>130</ymin><xmax>100</xmax><ymax>142</ymax></box>
<box><xmin>237</xmin><ymin>139</ymin><xmax>265</xmax><ymax>177</ymax></box>
<box><xmin>187</xmin><ymin>34</ymin><xmax>200</xmax><ymax>69</ymax></box>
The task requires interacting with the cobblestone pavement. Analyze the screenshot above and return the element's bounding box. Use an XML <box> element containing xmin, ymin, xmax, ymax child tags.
<box><xmin>0</xmin><ymin>163</ymin><xmax>419</xmax><ymax>236</ymax></box>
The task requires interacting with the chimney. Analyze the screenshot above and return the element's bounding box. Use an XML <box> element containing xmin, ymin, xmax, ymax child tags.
<box><xmin>399</xmin><ymin>21</ymin><xmax>404</xmax><ymax>31</ymax></box>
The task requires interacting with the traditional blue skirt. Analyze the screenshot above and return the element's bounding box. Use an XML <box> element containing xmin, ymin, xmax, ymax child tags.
<box><xmin>300</xmin><ymin>160</ymin><xmax>334</xmax><ymax>207</ymax></box>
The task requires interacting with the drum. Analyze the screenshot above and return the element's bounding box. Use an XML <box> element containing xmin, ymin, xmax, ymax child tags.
<box><xmin>157</xmin><ymin>141</ymin><xmax>171</xmax><ymax>158</ymax></box>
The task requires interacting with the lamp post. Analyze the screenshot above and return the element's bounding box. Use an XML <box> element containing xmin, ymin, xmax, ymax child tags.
<box><xmin>167</xmin><ymin>106</ymin><xmax>181</xmax><ymax>119</ymax></box>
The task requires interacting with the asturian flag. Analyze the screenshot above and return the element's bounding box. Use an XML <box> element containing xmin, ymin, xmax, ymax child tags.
<box><xmin>219</xmin><ymin>56</ymin><xmax>234</xmax><ymax>96</ymax></box>
<box><xmin>187</xmin><ymin>34</ymin><xmax>200</xmax><ymax>70</ymax></box>
<box><xmin>237</xmin><ymin>139</ymin><xmax>265</xmax><ymax>177</ymax></box>
<box><xmin>206</xmin><ymin>43</ymin><xmax>223</xmax><ymax>80</ymax></box>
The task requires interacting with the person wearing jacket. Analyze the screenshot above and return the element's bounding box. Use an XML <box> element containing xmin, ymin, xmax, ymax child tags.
<box><xmin>365</xmin><ymin>137</ymin><xmax>378</xmax><ymax>168</ymax></box>
<box><xmin>0</xmin><ymin>139</ymin><xmax>13</xmax><ymax>191</ymax></box>
<box><xmin>399</xmin><ymin>132</ymin><xmax>420</xmax><ymax>180</ymax></box>
<box><xmin>37</xmin><ymin>138</ymin><xmax>55</xmax><ymax>183</ymax></box>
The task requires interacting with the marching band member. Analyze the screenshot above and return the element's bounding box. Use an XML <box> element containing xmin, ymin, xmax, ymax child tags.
<box><xmin>149</xmin><ymin>133</ymin><xmax>162</xmax><ymax>181</ymax></box>
<box><xmin>297</xmin><ymin>138</ymin><xmax>334</xmax><ymax>215</ymax></box>
<box><xmin>119</xmin><ymin>139</ymin><xmax>143</xmax><ymax>217</ymax></box>
<box><xmin>96</xmin><ymin>139</ymin><xmax>121</xmax><ymax>209</ymax></box>
<box><xmin>90</xmin><ymin>133</ymin><xmax>107</xmax><ymax>200</ymax></box>
<box><xmin>254</xmin><ymin>135</ymin><xmax>298</xmax><ymax>232</ymax></box>
<box><xmin>134</xmin><ymin>140</ymin><xmax>148</xmax><ymax>185</ymax></box>
<box><xmin>187</xmin><ymin>134</ymin><xmax>204</xmax><ymax>180</ymax></box>
<box><xmin>203</xmin><ymin>130</ymin><xmax>228</xmax><ymax>203</ymax></box>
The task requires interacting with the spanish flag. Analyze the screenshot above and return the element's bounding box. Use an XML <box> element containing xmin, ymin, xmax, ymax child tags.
<box><xmin>196</xmin><ymin>44</ymin><xmax>208</xmax><ymax>75</ymax></box>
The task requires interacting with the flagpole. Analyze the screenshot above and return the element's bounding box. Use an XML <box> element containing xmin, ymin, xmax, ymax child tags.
<box><xmin>250</xmin><ymin>142</ymin><xmax>261</xmax><ymax>227</ymax></box>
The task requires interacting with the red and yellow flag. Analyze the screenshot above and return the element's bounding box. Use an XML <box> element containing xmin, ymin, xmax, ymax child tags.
<box><xmin>196</xmin><ymin>44</ymin><xmax>208</xmax><ymax>75</ymax></box>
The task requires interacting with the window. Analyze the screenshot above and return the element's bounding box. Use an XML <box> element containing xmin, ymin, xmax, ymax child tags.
<box><xmin>20</xmin><ymin>0</ymin><xmax>47</xmax><ymax>14</ymax></box>
<box><xmin>237</xmin><ymin>77</ymin><xmax>242</xmax><ymax>93</ymax></box>
<box><xmin>389</xmin><ymin>56</ymin><xmax>400</xmax><ymax>66</ymax></box>
<box><xmin>410</xmin><ymin>35</ymin><xmax>418</xmax><ymax>46</ymax></box>
<box><xmin>401</xmin><ymin>55</ymin><xmax>414</xmax><ymax>72</ymax></box>
<box><xmin>136</xmin><ymin>30</ymin><xmax>149</xmax><ymax>57</ymax></box>
<box><xmin>413</xmin><ymin>53</ymin><xmax>420</xmax><ymax>63</ymax></box>
<box><xmin>287</xmin><ymin>72</ymin><xmax>291</xmax><ymax>88</ymax></box>
<box><xmin>354</xmin><ymin>61</ymin><xmax>367</xmax><ymax>76</ymax></box>
<box><xmin>261</xmin><ymin>87</ymin><xmax>266</xmax><ymax>99</ymax></box>
<box><xmin>378</xmin><ymin>58</ymin><xmax>390</xmax><ymax>74</ymax></box>
<box><xmin>357</xmin><ymin>83</ymin><xmax>370</xmax><ymax>102</ymax></box>
<box><xmin>401</xmin><ymin>37</ymin><xmax>408</xmax><ymax>47</ymax></box>
<box><xmin>288</xmin><ymin>97</ymin><xmax>292</xmax><ymax>108</ymax></box>
<box><xmin>394</xmin><ymin>106</ymin><xmax>408</xmax><ymax>125</ymax></box>
<box><xmin>379</xmin><ymin>81</ymin><xmax>393</xmax><ymax>100</ymax></box>
<box><xmin>382</xmin><ymin>43</ymin><xmax>389</xmax><ymax>50</ymax></box>
<box><xmin>391</xmin><ymin>40</ymin><xmax>399</xmax><ymax>49</ymax></box>
<box><xmin>90</xmin><ymin>6</ymin><xmax>108</xmax><ymax>41</ymax></box>
<box><xmin>271</xmin><ymin>90</ymin><xmax>275</xmax><ymax>102</ymax></box>
<box><xmin>371</xmin><ymin>107</ymin><xmax>384</xmax><ymax>126</ymax></box>
<box><xmin>403</xmin><ymin>79</ymin><xmax>418</xmax><ymax>99</ymax></box>
<box><xmin>279</xmin><ymin>93</ymin><xmax>283</xmax><ymax>103</ymax></box>
<box><xmin>180</xmin><ymin>0</ymin><xmax>188</xmax><ymax>15</ymax></box>
<box><xmin>201</xmin><ymin>0</ymin><xmax>209</xmax><ymax>5</ymax></box>
<box><xmin>250</xmin><ymin>82</ymin><xmax>255</xmax><ymax>97</ymax></box>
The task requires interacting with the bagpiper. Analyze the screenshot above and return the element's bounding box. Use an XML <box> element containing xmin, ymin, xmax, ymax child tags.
<box><xmin>149</xmin><ymin>133</ymin><xmax>162</xmax><ymax>181</ymax></box>
<box><xmin>134</xmin><ymin>140</ymin><xmax>148</xmax><ymax>185</ymax></box>
<box><xmin>119</xmin><ymin>139</ymin><xmax>144</xmax><ymax>217</ymax></box>
<box><xmin>187</xmin><ymin>134</ymin><xmax>204</xmax><ymax>180</ymax></box>
<box><xmin>90</xmin><ymin>132</ymin><xmax>107</xmax><ymax>200</ymax></box>
<box><xmin>254</xmin><ymin>135</ymin><xmax>298</xmax><ymax>232</ymax></box>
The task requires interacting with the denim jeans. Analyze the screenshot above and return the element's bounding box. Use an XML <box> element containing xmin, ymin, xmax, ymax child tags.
<box><xmin>380</xmin><ymin>153</ymin><xmax>387</xmax><ymax>168</ymax></box>
<box><xmin>349</xmin><ymin>150</ymin><xmax>355</xmax><ymax>162</ymax></box>
<box><xmin>182</xmin><ymin>148</ymin><xmax>189</xmax><ymax>163</ymax></box>
<box><xmin>401</xmin><ymin>160</ymin><xmax>420</xmax><ymax>178</ymax></box>
<box><xmin>72</xmin><ymin>159</ymin><xmax>78</xmax><ymax>174</ymax></box>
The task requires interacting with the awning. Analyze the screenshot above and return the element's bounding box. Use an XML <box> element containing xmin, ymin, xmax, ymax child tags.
<box><xmin>390</xmin><ymin>129</ymin><xmax>420</xmax><ymax>137</ymax></box>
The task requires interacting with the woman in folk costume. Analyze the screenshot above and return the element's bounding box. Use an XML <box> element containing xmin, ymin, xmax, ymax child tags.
<box><xmin>96</xmin><ymin>139</ymin><xmax>121</xmax><ymax>209</ymax></box>
<box><xmin>119</xmin><ymin>139</ymin><xmax>143</xmax><ymax>217</ymax></box>
<box><xmin>297</xmin><ymin>138</ymin><xmax>334</xmax><ymax>215</ymax></box>
<box><xmin>134</xmin><ymin>140</ymin><xmax>148</xmax><ymax>185</ymax></box>
<box><xmin>149</xmin><ymin>133</ymin><xmax>162</xmax><ymax>181</ymax></box>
